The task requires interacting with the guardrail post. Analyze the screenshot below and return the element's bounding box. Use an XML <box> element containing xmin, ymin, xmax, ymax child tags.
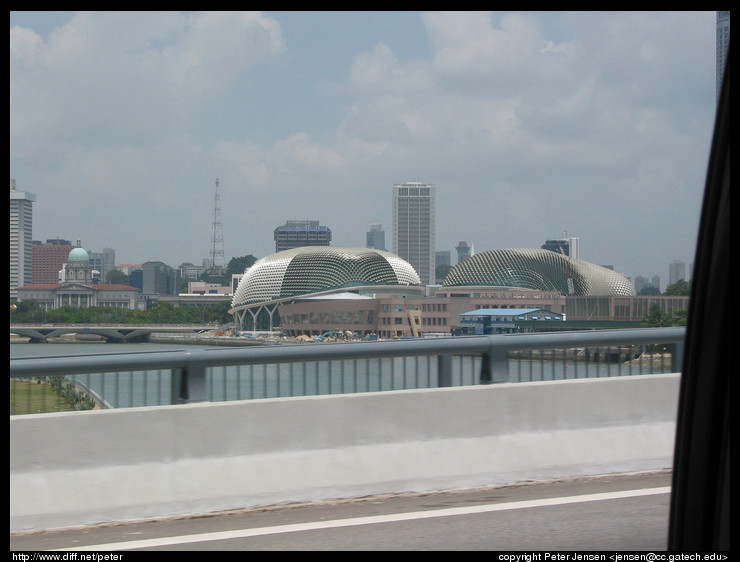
<box><xmin>438</xmin><ymin>355</ymin><xmax>453</xmax><ymax>387</ymax></box>
<box><xmin>480</xmin><ymin>349</ymin><xmax>510</xmax><ymax>384</ymax></box>
<box><xmin>171</xmin><ymin>364</ymin><xmax>208</xmax><ymax>404</ymax></box>
<box><xmin>668</xmin><ymin>342</ymin><xmax>684</xmax><ymax>373</ymax></box>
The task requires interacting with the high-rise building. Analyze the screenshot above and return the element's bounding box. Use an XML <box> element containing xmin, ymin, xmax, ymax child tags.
<box><xmin>435</xmin><ymin>250</ymin><xmax>451</xmax><ymax>284</ymax></box>
<box><xmin>541</xmin><ymin>235</ymin><xmax>580</xmax><ymax>260</ymax></box>
<box><xmin>393</xmin><ymin>182</ymin><xmax>435</xmax><ymax>286</ymax></box>
<box><xmin>634</xmin><ymin>275</ymin><xmax>661</xmax><ymax>294</ymax></box>
<box><xmin>32</xmin><ymin>239</ymin><xmax>74</xmax><ymax>284</ymax></box>
<box><xmin>455</xmin><ymin>241</ymin><xmax>472</xmax><ymax>264</ymax></box>
<box><xmin>366</xmin><ymin>223</ymin><xmax>386</xmax><ymax>251</ymax></box>
<box><xmin>435</xmin><ymin>251</ymin><xmax>451</xmax><ymax>267</ymax></box>
<box><xmin>274</xmin><ymin>220</ymin><xmax>332</xmax><ymax>252</ymax></box>
<box><xmin>717</xmin><ymin>11</ymin><xmax>730</xmax><ymax>102</ymax></box>
<box><xmin>669</xmin><ymin>260</ymin><xmax>687</xmax><ymax>286</ymax></box>
<box><xmin>142</xmin><ymin>262</ymin><xmax>181</xmax><ymax>296</ymax></box>
<box><xmin>89</xmin><ymin>247</ymin><xmax>116</xmax><ymax>283</ymax></box>
<box><xmin>10</xmin><ymin>180</ymin><xmax>36</xmax><ymax>300</ymax></box>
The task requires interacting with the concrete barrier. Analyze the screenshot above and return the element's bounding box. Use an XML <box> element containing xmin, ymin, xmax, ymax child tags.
<box><xmin>10</xmin><ymin>373</ymin><xmax>680</xmax><ymax>533</ymax></box>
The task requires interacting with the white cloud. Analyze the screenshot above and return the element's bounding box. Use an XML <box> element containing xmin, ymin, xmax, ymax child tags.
<box><xmin>11</xmin><ymin>11</ymin><xmax>285</xmax><ymax>150</ymax></box>
<box><xmin>10</xmin><ymin>11</ymin><xmax>717</xmax><ymax>278</ymax></box>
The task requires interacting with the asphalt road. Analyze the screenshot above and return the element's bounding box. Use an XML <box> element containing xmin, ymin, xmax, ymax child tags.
<box><xmin>11</xmin><ymin>471</ymin><xmax>672</xmax><ymax>552</ymax></box>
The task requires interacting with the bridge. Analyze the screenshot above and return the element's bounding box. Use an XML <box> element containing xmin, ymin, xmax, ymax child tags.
<box><xmin>10</xmin><ymin>323</ymin><xmax>215</xmax><ymax>343</ymax></box>
<box><xmin>11</xmin><ymin>327</ymin><xmax>684</xmax><ymax>534</ymax></box>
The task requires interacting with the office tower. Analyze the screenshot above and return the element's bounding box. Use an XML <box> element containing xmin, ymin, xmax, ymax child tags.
<box><xmin>634</xmin><ymin>275</ymin><xmax>661</xmax><ymax>294</ymax></box>
<box><xmin>634</xmin><ymin>276</ymin><xmax>648</xmax><ymax>293</ymax></box>
<box><xmin>10</xmin><ymin>180</ymin><xmax>36</xmax><ymax>299</ymax></box>
<box><xmin>366</xmin><ymin>223</ymin><xmax>386</xmax><ymax>251</ymax></box>
<box><xmin>393</xmin><ymin>182</ymin><xmax>435</xmax><ymax>286</ymax></box>
<box><xmin>541</xmin><ymin>234</ymin><xmax>580</xmax><ymax>260</ymax></box>
<box><xmin>455</xmin><ymin>241</ymin><xmax>472</xmax><ymax>264</ymax></box>
<box><xmin>86</xmin><ymin>247</ymin><xmax>115</xmax><ymax>283</ymax></box>
<box><xmin>436</xmin><ymin>251</ymin><xmax>451</xmax><ymax>268</ymax></box>
<box><xmin>435</xmin><ymin>251</ymin><xmax>451</xmax><ymax>284</ymax></box>
<box><xmin>142</xmin><ymin>262</ymin><xmax>181</xmax><ymax>296</ymax></box>
<box><xmin>89</xmin><ymin>247</ymin><xmax>116</xmax><ymax>283</ymax></box>
<box><xmin>669</xmin><ymin>260</ymin><xmax>686</xmax><ymax>286</ymax></box>
<box><xmin>274</xmin><ymin>220</ymin><xmax>332</xmax><ymax>252</ymax></box>
<box><xmin>209</xmin><ymin>179</ymin><xmax>225</xmax><ymax>275</ymax></box>
<box><xmin>717</xmin><ymin>11</ymin><xmax>730</xmax><ymax>102</ymax></box>
<box><xmin>32</xmin><ymin>239</ymin><xmax>74</xmax><ymax>284</ymax></box>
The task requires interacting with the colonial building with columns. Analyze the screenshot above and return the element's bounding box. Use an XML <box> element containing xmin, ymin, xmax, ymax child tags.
<box><xmin>15</xmin><ymin>246</ymin><xmax>139</xmax><ymax>311</ymax></box>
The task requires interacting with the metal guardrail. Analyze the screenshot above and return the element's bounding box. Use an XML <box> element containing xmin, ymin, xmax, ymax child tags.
<box><xmin>10</xmin><ymin>327</ymin><xmax>685</xmax><ymax>414</ymax></box>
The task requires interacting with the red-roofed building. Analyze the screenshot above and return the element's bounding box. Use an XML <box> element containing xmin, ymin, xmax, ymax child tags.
<box><xmin>15</xmin><ymin>283</ymin><xmax>140</xmax><ymax>311</ymax></box>
<box><xmin>16</xmin><ymin>245</ymin><xmax>139</xmax><ymax>311</ymax></box>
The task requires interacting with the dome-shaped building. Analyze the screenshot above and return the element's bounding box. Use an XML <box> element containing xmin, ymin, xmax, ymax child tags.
<box><xmin>64</xmin><ymin>246</ymin><xmax>94</xmax><ymax>284</ymax></box>
<box><xmin>67</xmin><ymin>247</ymin><xmax>90</xmax><ymax>263</ymax></box>
<box><xmin>443</xmin><ymin>248</ymin><xmax>636</xmax><ymax>297</ymax></box>
<box><xmin>230</xmin><ymin>246</ymin><xmax>422</xmax><ymax>331</ymax></box>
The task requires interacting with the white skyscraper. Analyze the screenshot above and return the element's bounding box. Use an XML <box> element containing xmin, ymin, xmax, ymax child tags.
<box><xmin>669</xmin><ymin>259</ymin><xmax>687</xmax><ymax>286</ymax></box>
<box><xmin>393</xmin><ymin>182</ymin><xmax>435</xmax><ymax>286</ymax></box>
<box><xmin>10</xmin><ymin>179</ymin><xmax>36</xmax><ymax>299</ymax></box>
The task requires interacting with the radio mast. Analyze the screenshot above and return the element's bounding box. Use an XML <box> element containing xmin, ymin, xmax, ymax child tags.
<box><xmin>209</xmin><ymin>178</ymin><xmax>225</xmax><ymax>275</ymax></box>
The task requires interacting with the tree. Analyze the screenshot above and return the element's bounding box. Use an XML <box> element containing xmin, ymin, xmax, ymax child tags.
<box><xmin>641</xmin><ymin>304</ymin><xmax>674</xmax><ymax>327</ymax></box>
<box><xmin>14</xmin><ymin>299</ymin><xmax>40</xmax><ymax>314</ymax></box>
<box><xmin>664</xmin><ymin>279</ymin><xmax>691</xmax><ymax>296</ymax></box>
<box><xmin>227</xmin><ymin>255</ymin><xmax>257</xmax><ymax>276</ymax></box>
<box><xmin>150</xmin><ymin>302</ymin><xmax>176</xmax><ymax>323</ymax></box>
<box><xmin>106</xmin><ymin>269</ymin><xmax>129</xmax><ymax>285</ymax></box>
<box><xmin>638</xmin><ymin>285</ymin><xmax>661</xmax><ymax>296</ymax></box>
<box><xmin>210</xmin><ymin>301</ymin><xmax>233</xmax><ymax>324</ymax></box>
<box><xmin>641</xmin><ymin>303</ymin><xmax>688</xmax><ymax>328</ymax></box>
<box><xmin>200</xmin><ymin>255</ymin><xmax>257</xmax><ymax>285</ymax></box>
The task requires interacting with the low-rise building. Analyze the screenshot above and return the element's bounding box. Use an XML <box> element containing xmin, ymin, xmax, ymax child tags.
<box><xmin>458</xmin><ymin>308</ymin><xmax>564</xmax><ymax>335</ymax></box>
<box><xmin>15</xmin><ymin>246</ymin><xmax>138</xmax><ymax>310</ymax></box>
<box><xmin>16</xmin><ymin>283</ymin><xmax>139</xmax><ymax>311</ymax></box>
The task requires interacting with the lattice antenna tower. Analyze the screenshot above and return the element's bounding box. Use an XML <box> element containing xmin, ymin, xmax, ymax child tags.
<box><xmin>209</xmin><ymin>178</ymin><xmax>225</xmax><ymax>275</ymax></box>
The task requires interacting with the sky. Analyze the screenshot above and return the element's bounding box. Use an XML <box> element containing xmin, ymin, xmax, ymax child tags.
<box><xmin>10</xmin><ymin>11</ymin><xmax>720</xmax><ymax>285</ymax></box>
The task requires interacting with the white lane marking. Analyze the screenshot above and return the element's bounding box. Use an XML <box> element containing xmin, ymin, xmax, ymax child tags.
<box><xmin>61</xmin><ymin>486</ymin><xmax>670</xmax><ymax>551</ymax></box>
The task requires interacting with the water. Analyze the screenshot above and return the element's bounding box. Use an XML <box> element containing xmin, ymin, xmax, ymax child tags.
<box><xmin>10</xmin><ymin>340</ymin><xmax>203</xmax><ymax>358</ymax></box>
<box><xmin>11</xmin><ymin>341</ymin><xmax>446</xmax><ymax>407</ymax></box>
<box><xmin>11</xmin><ymin>341</ymin><xmax>206</xmax><ymax>409</ymax></box>
<box><xmin>11</xmin><ymin>341</ymin><xmax>672</xmax><ymax>410</ymax></box>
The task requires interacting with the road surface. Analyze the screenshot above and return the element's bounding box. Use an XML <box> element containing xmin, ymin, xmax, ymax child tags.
<box><xmin>11</xmin><ymin>471</ymin><xmax>672</xmax><ymax>551</ymax></box>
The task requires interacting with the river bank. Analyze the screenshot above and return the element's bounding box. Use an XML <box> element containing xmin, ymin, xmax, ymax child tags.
<box><xmin>12</xmin><ymin>333</ymin><xmax>673</xmax><ymax>367</ymax></box>
<box><xmin>10</xmin><ymin>332</ymin><xmax>284</xmax><ymax>347</ymax></box>
<box><xmin>148</xmin><ymin>333</ymin><xmax>280</xmax><ymax>346</ymax></box>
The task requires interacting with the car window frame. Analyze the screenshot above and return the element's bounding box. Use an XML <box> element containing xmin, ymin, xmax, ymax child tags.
<box><xmin>668</xmin><ymin>43</ymin><xmax>730</xmax><ymax>551</ymax></box>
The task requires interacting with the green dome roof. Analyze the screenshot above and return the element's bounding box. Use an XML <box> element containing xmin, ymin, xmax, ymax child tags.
<box><xmin>68</xmin><ymin>247</ymin><xmax>90</xmax><ymax>262</ymax></box>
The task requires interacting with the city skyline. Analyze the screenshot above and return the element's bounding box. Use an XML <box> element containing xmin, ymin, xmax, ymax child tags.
<box><xmin>20</xmin><ymin>206</ymin><xmax>693</xmax><ymax>290</ymax></box>
<box><xmin>10</xmin><ymin>12</ymin><xmax>718</xmax><ymax>283</ymax></box>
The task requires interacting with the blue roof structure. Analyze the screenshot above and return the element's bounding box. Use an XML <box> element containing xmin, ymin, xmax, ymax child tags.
<box><xmin>461</xmin><ymin>308</ymin><xmax>542</xmax><ymax>317</ymax></box>
<box><xmin>459</xmin><ymin>308</ymin><xmax>563</xmax><ymax>335</ymax></box>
